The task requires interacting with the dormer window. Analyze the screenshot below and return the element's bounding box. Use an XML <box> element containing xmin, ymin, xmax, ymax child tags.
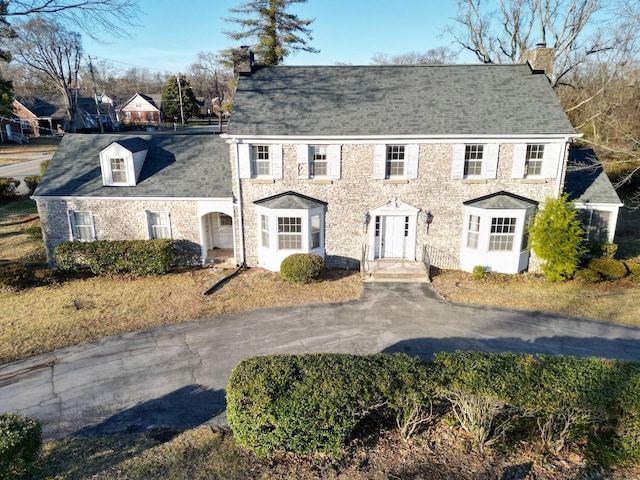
<box><xmin>99</xmin><ymin>138</ymin><xmax>148</xmax><ymax>187</ymax></box>
<box><xmin>110</xmin><ymin>158</ymin><xmax>127</xmax><ymax>184</ymax></box>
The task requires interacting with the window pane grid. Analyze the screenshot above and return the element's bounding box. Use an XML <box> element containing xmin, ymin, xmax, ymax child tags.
<box><xmin>278</xmin><ymin>217</ymin><xmax>302</xmax><ymax>250</ymax></box>
<box><xmin>251</xmin><ymin>145</ymin><xmax>271</xmax><ymax>176</ymax></box>
<box><xmin>464</xmin><ymin>145</ymin><xmax>483</xmax><ymax>176</ymax></box>
<box><xmin>386</xmin><ymin>145</ymin><xmax>405</xmax><ymax>177</ymax></box>
<box><xmin>525</xmin><ymin>144</ymin><xmax>544</xmax><ymax>176</ymax></box>
<box><xmin>489</xmin><ymin>217</ymin><xmax>516</xmax><ymax>251</ymax></box>
<box><xmin>149</xmin><ymin>212</ymin><xmax>171</xmax><ymax>239</ymax></box>
<box><xmin>311</xmin><ymin>214</ymin><xmax>321</xmax><ymax>249</ymax></box>
<box><xmin>111</xmin><ymin>158</ymin><xmax>127</xmax><ymax>183</ymax></box>
<box><xmin>310</xmin><ymin>145</ymin><xmax>328</xmax><ymax>177</ymax></box>
<box><xmin>261</xmin><ymin>214</ymin><xmax>269</xmax><ymax>247</ymax></box>
<box><xmin>467</xmin><ymin>215</ymin><xmax>480</xmax><ymax>249</ymax></box>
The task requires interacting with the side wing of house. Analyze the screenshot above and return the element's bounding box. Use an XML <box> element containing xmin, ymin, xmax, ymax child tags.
<box><xmin>33</xmin><ymin>134</ymin><xmax>236</xmax><ymax>267</ymax></box>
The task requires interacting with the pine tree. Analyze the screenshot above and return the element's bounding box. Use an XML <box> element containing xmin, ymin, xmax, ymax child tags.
<box><xmin>161</xmin><ymin>75</ymin><xmax>198</xmax><ymax>124</ymax></box>
<box><xmin>0</xmin><ymin>1</ymin><xmax>15</xmax><ymax>117</ymax></box>
<box><xmin>529</xmin><ymin>194</ymin><xmax>587</xmax><ymax>282</ymax></box>
<box><xmin>225</xmin><ymin>0</ymin><xmax>319</xmax><ymax>65</ymax></box>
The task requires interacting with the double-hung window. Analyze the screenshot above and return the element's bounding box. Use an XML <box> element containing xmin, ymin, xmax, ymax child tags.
<box><xmin>467</xmin><ymin>215</ymin><xmax>480</xmax><ymax>249</ymax></box>
<box><xmin>311</xmin><ymin>214</ymin><xmax>321</xmax><ymax>249</ymax></box>
<box><xmin>489</xmin><ymin>217</ymin><xmax>517</xmax><ymax>251</ymax></box>
<box><xmin>464</xmin><ymin>145</ymin><xmax>483</xmax><ymax>177</ymax></box>
<box><xmin>147</xmin><ymin>211</ymin><xmax>171</xmax><ymax>239</ymax></box>
<box><xmin>525</xmin><ymin>144</ymin><xmax>544</xmax><ymax>176</ymax></box>
<box><xmin>110</xmin><ymin>158</ymin><xmax>127</xmax><ymax>184</ymax></box>
<box><xmin>310</xmin><ymin>145</ymin><xmax>328</xmax><ymax>177</ymax></box>
<box><xmin>278</xmin><ymin>217</ymin><xmax>302</xmax><ymax>249</ymax></box>
<box><xmin>70</xmin><ymin>211</ymin><xmax>94</xmax><ymax>241</ymax></box>
<box><xmin>261</xmin><ymin>214</ymin><xmax>270</xmax><ymax>247</ymax></box>
<box><xmin>386</xmin><ymin>145</ymin><xmax>405</xmax><ymax>178</ymax></box>
<box><xmin>251</xmin><ymin>145</ymin><xmax>271</xmax><ymax>177</ymax></box>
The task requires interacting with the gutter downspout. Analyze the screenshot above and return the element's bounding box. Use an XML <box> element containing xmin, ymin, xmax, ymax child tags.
<box><xmin>230</xmin><ymin>138</ymin><xmax>246</xmax><ymax>266</ymax></box>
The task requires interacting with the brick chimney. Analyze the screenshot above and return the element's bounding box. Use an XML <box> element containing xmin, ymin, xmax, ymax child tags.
<box><xmin>521</xmin><ymin>43</ymin><xmax>555</xmax><ymax>77</ymax></box>
<box><xmin>233</xmin><ymin>46</ymin><xmax>255</xmax><ymax>76</ymax></box>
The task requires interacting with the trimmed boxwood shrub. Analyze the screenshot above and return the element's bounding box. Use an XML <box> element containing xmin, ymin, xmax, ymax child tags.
<box><xmin>23</xmin><ymin>175</ymin><xmax>41</xmax><ymax>195</ymax></box>
<box><xmin>0</xmin><ymin>413</ymin><xmax>41</xmax><ymax>479</ymax></box>
<box><xmin>574</xmin><ymin>267</ymin><xmax>602</xmax><ymax>283</ymax></box>
<box><xmin>280</xmin><ymin>253</ymin><xmax>325</xmax><ymax>284</ymax></box>
<box><xmin>0</xmin><ymin>178</ymin><xmax>20</xmax><ymax>201</ymax></box>
<box><xmin>587</xmin><ymin>257</ymin><xmax>628</xmax><ymax>281</ymax></box>
<box><xmin>227</xmin><ymin>353</ymin><xmax>433</xmax><ymax>456</ymax></box>
<box><xmin>0</xmin><ymin>261</ymin><xmax>29</xmax><ymax>289</ymax></box>
<box><xmin>54</xmin><ymin>239</ymin><xmax>173</xmax><ymax>275</ymax></box>
<box><xmin>624</xmin><ymin>261</ymin><xmax>640</xmax><ymax>282</ymax></box>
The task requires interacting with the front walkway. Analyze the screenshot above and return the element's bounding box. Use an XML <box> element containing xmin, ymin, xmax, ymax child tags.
<box><xmin>2</xmin><ymin>283</ymin><xmax>640</xmax><ymax>440</ymax></box>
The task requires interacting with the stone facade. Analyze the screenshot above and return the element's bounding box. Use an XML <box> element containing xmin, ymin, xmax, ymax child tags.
<box><xmin>36</xmin><ymin>198</ymin><xmax>204</xmax><ymax>266</ymax></box>
<box><xmin>232</xmin><ymin>141</ymin><xmax>567</xmax><ymax>270</ymax></box>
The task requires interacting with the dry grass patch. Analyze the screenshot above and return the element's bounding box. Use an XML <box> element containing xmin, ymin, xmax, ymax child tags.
<box><xmin>1</xmin><ymin>268</ymin><xmax>362</xmax><ymax>365</ymax></box>
<box><xmin>432</xmin><ymin>270</ymin><xmax>640</xmax><ymax>325</ymax></box>
<box><xmin>0</xmin><ymin>198</ymin><xmax>42</xmax><ymax>262</ymax></box>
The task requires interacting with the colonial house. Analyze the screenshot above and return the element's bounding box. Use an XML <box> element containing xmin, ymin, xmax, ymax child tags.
<box><xmin>34</xmin><ymin>48</ymin><xmax>622</xmax><ymax>278</ymax></box>
<box><xmin>118</xmin><ymin>93</ymin><xmax>163</xmax><ymax>125</ymax></box>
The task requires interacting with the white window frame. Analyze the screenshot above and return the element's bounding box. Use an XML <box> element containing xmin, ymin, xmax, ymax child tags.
<box><xmin>512</xmin><ymin>142</ymin><xmax>564</xmax><ymax>179</ymax></box>
<box><xmin>466</xmin><ymin>214</ymin><xmax>480</xmax><ymax>249</ymax></box>
<box><xmin>452</xmin><ymin>143</ymin><xmax>499</xmax><ymax>179</ymax></box>
<box><xmin>110</xmin><ymin>157</ymin><xmax>127</xmax><ymax>184</ymax></box>
<box><xmin>373</xmin><ymin>144</ymin><xmax>419</xmax><ymax>180</ymax></box>
<box><xmin>69</xmin><ymin>210</ymin><xmax>95</xmax><ymax>242</ymax></box>
<box><xmin>386</xmin><ymin>145</ymin><xmax>406</xmax><ymax>178</ymax></box>
<box><xmin>488</xmin><ymin>217</ymin><xmax>517</xmax><ymax>251</ymax></box>
<box><xmin>251</xmin><ymin>145</ymin><xmax>271</xmax><ymax>177</ymax></box>
<box><xmin>255</xmin><ymin>205</ymin><xmax>325</xmax><ymax>271</ymax></box>
<box><xmin>310</xmin><ymin>145</ymin><xmax>328</xmax><ymax>178</ymax></box>
<box><xmin>147</xmin><ymin>211</ymin><xmax>172</xmax><ymax>239</ymax></box>
<box><xmin>238</xmin><ymin>143</ymin><xmax>283</xmax><ymax>179</ymax></box>
<box><xmin>524</xmin><ymin>144</ymin><xmax>544</xmax><ymax>177</ymax></box>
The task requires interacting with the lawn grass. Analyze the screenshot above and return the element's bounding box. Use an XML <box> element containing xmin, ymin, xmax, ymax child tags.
<box><xmin>0</xmin><ymin>136</ymin><xmax>60</xmax><ymax>155</ymax></box>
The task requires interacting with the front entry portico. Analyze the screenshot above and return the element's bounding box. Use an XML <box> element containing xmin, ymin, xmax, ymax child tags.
<box><xmin>367</xmin><ymin>197</ymin><xmax>419</xmax><ymax>261</ymax></box>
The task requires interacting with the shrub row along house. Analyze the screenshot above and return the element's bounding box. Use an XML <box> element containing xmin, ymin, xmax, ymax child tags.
<box><xmin>33</xmin><ymin>46</ymin><xmax>622</xmax><ymax>277</ymax></box>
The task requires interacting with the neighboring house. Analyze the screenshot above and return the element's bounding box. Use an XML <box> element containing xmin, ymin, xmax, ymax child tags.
<box><xmin>35</xmin><ymin>47</ymin><xmax>622</xmax><ymax>277</ymax></box>
<box><xmin>564</xmin><ymin>148</ymin><xmax>623</xmax><ymax>243</ymax></box>
<box><xmin>34</xmin><ymin>134</ymin><xmax>234</xmax><ymax>266</ymax></box>
<box><xmin>118</xmin><ymin>93</ymin><xmax>163</xmax><ymax>125</ymax></box>
<box><xmin>0</xmin><ymin>115</ymin><xmax>26</xmax><ymax>143</ymax></box>
<box><xmin>13</xmin><ymin>96</ymin><xmax>67</xmax><ymax>136</ymax></box>
<box><xmin>76</xmin><ymin>97</ymin><xmax>119</xmax><ymax>132</ymax></box>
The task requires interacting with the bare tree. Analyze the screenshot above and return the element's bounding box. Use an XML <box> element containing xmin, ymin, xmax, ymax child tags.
<box><xmin>5</xmin><ymin>0</ymin><xmax>140</xmax><ymax>39</ymax></box>
<box><xmin>445</xmin><ymin>0</ymin><xmax>638</xmax><ymax>88</ymax></box>
<box><xmin>11</xmin><ymin>16</ymin><xmax>82</xmax><ymax>132</ymax></box>
<box><xmin>187</xmin><ymin>51</ymin><xmax>234</xmax><ymax>132</ymax></box>
<box><xmin>371</xmin><ymin>48</ymin><xmax>458</xmax><ymax>65</ymax></box>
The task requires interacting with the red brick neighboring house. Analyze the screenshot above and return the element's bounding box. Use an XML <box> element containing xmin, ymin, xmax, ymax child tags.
<box><xmin>118</xmin><ymin>93</ymin><xmax>163</xmax><ymax>125</ymax></box>
<box><xmin>0</xmin><ymin>115</ymin><xmax>26</xmax><ymax>143</ymax></box>
<box><xmin>13</xmin><ymin>96</ymin><xmax>66</xmax><ymax>136</ymax></box>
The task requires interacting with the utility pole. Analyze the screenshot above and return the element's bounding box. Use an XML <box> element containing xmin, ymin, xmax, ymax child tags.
<box><xmin>176</xmin><ymin>73</ymin><xmax>185</xmax><ymax>125</ymax></box>
<box><xmin>88</xmin><ymin>56</ymin><xmax>105</xmax><ymax>133</ymax></box>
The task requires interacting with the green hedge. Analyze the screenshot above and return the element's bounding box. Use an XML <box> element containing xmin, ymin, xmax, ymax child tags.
<box><xmin>0</xmin><ymin>261</ymin><xmax>29</xmax><ymax>289</ymax></box>
<box><xmin>227</xmin><ymin>353</ymin><xmax>433</xmax><ymax>455</ymax></box>
<box><xmin>228</xmin><ymin>352</ymin><xmax>640</xmax><ymax>462</ymax></box>
<box><xmin>54</xmin><ymin>239</ymin><xmax>173</xmax><ymax>275</ymax></box>
<box><xmin>23</xmin><ymin>175</ymin><xmax>41</xmax><ymax>196</ymax></box>
<box><xmin>0</xmin><ymin>178</ymin><xmax>20</xmax><ymax>200</ymax></box>
<box><xmin>0</xmin><ymin>413</ymin><xmax>41</xmax><ymax>479</ymax></box>
<box><xmin>587</xmin><ymin>258</ymin><xmax>628</xmax><ymax>281</ymax></box>
<box><xmin>280</xmin><ymin>253</ymin><xmax>325</xmax><ymax>283</ymax></box>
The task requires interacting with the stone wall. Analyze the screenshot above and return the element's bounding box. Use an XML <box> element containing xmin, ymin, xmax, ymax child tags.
<box><xmin>232</xmin><ymin>142</ymin><xmax>564</xmax><ymax>270</ymax></box>
<box><xmin>36</xmin><ymin>198</ymin><xmax>203</xmax><ymax>266</ymax></box>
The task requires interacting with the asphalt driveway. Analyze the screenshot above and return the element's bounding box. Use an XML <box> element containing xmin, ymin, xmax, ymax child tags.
<box><xmin>2</xmin><ymin>283</ymin><xmax>640</xmax><ymax>440</ymax></box>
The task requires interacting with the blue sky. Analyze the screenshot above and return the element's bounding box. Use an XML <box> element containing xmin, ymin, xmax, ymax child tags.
<box><xmin>83</xmin><ymin>0</ymin><xmax>474</xmax><ymax>74</ymax></box>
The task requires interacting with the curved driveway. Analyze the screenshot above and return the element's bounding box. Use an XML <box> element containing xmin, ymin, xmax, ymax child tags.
<box><xmin>2</xmin><ymin>283</ymin><xmax>640</xmax><ymax>440</ymax></box>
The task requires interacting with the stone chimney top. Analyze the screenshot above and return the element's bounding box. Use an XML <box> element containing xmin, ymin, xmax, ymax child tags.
<box><xmin>520</xmin><ymin>43</ymin><xmax>555</xmax><ymax>78</ymax></box>
<box><xmin>233</xmin><ymin>46</ymin><xmax>255</xmax><ymax>76</ymax></box>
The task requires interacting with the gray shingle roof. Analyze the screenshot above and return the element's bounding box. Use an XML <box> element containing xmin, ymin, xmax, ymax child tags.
<box><xmin>34</xmin><ymin>133</ymin><xmax>232</xmax><ymax>198</ymax></box>
<box><xmin>463</xmin><ymin>191</ymin><xmax>538</xmax><ymax>209</ymax></box>
<box><xmin>228</xmin><ymin>64</ymin><xmax>576</xmax><ymax>137</ymax></box>
<box><xmin>254</xmin><ymin>191</ymin><xmax>327</xmax><ymax>209</ymax></box>
<box><xmin>564</xmin><ymin>148</ymin><xmax>622</xmax><ymax>205</ymax></box>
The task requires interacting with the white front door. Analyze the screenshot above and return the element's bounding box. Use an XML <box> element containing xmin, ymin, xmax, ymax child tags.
<box><xmin>375</xmin><ymin>215</ymin><xmax>408</xmax><ymax>259</ymax></box>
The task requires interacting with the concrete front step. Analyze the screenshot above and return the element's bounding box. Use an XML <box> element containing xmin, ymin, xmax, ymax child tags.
<box><xmin>363</xmin><ymin>260</ymin><xmax>431</xmax><ymax>283</ymax></box>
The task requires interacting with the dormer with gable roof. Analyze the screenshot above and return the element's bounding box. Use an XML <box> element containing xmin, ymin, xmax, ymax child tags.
<box><xmin>99</xmin><ymin>137</ymin><xmax>149</xmax><ymax>186</ymax></box>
